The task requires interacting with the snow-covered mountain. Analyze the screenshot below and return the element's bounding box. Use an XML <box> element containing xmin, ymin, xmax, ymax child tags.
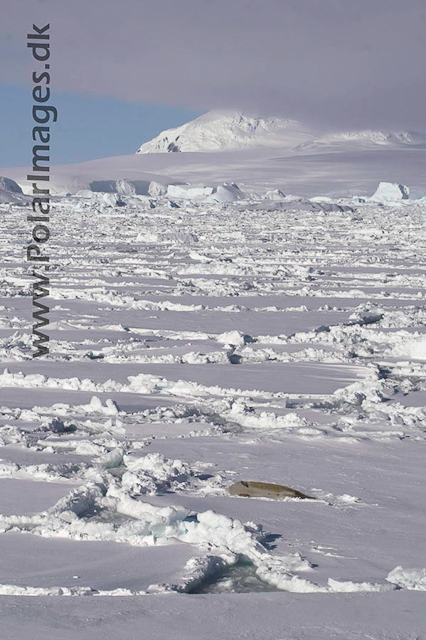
<box><xmin>136</xmin><ymin>111</ymin><xmax>426</xmax><ymax>155</ymax></box>
<box><xmin>136</xmin><ymin>111</ymin><xmax>314</xmax><ymax>154</ymax></box>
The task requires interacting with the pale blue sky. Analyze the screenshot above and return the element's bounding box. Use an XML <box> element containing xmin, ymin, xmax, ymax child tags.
<box><xmin>0</xmin><ymin>85</ymin><xmax>200</xmax><ymax>168</ymax></box>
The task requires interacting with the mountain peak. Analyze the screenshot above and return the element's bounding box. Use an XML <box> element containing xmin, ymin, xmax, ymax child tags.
<box><xmin>136</xmin><ymin>110</ymin><xmax>425</xmax><ymax>156</ymax></box>
<box><xmin>136</xmin><ymin>110</ymin><xmax>313</xmax><ymax>154</ymax></box>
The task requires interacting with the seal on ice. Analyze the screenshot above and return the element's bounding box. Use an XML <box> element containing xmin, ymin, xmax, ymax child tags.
<box><xmin>227</xmin><ymin>480</ymin><xmax>314</xmax><ymax>500</ymax></box>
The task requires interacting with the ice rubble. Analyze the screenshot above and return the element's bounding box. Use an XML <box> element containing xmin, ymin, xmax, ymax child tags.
<box><xmin>56</xmin><ymin>177</ymin><xmax>248</xmax><ymax>205</ymax></box>
<box><xmin>387</xmin><ymin>566</ymin><xmax>426</xmax><ymax>590</ymax></box>
<box><xmin>0</xmin><ymin>471</ymin><xmax>395</xmax><ymax>595</ymax></box>
<box><xmin>0</xmin><ymin>449</ymin><xmax>318</xmax><ymax>592</ymax></box>
<box><xmin>263</xmin><ymin>188</ymin><xmax>286</xmax><ymax>200</ymax></box>
<box><xmin>68</xmin><ymin>179</ymin><xmax>374</xmax><ymax>209</ymax></box>
<box><xmin>166</xmin><ymin>182</ymin><xmax>246</xmax><ymax>203</ymax></box>
<box><xmin>0</xmin><ymin>385</ymin><xmax>417</xmax><ymax>595</ymax></box>
<box><xmin>1</xmin><ymin>182</ymin><xmax>426</xmax><ymax>604</ymax></box>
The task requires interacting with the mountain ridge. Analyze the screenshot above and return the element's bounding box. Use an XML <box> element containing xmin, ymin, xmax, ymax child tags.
<box><xmin>136</xmin><ymin>111</ymin><xmax>314</xmax><ymax>154</ymax></box>
<box><xmin>136</xmin><ymin>111</ymin><xmax>425</xmax><ymax>155</ymax></box>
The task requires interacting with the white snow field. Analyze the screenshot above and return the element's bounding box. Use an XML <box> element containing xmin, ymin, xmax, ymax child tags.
<box><xmin>1</xmin><ymin>128</ymin><xmax>426</xmax><ymax>636</ymax></box>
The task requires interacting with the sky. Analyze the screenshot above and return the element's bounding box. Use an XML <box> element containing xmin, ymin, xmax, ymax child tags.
<box><xmin>0</xmin><ymin>85</ymin><xmax>200</xmax><ymax>166</ymax></box>
<box><xmin>2</xmin><ymin>0</ymin><xmax>426</xmax><ymax>167</ymax></box>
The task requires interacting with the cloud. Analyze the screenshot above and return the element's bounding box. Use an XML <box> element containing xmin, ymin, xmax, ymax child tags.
<box><xmin>4</xmin><ymin>0</ymin><xmax>426</xmax><ymax>130</ymax></box>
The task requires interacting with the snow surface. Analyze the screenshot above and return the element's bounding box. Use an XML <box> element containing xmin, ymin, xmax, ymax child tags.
<box><xmin>1</xmin><ymin>162</ymin><xmax>426</xmax><ymax>638</ymax></box>
<box><xmin>136</xmin><ymin>111</ymin><xmax>314</xmax><ymax>154</ymax></box>
<box><xmin>6</xmin><ymin>146</ymin><xmax>426</xmax><ymax>201</ymax></box>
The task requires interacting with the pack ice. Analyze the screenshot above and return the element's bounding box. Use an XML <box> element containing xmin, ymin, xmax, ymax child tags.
<box><xmin>1</xmin><ymin>116</ymin><xmax>426</xmax><ymax>639</ymax></box>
